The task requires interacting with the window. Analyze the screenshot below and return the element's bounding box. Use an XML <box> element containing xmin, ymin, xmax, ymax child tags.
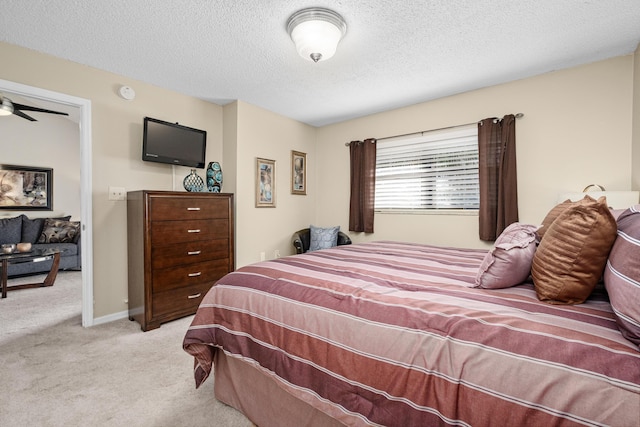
<box><xmin>375</xmin><ymin>124</ymin><xmax>479</xmax><ymax>211</ymax></box>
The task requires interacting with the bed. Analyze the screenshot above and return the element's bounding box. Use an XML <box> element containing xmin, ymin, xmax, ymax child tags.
<box><xmin>183</xmin><ymin>204</ymin><xmax>640</xmax><ymax>427</ymax></box>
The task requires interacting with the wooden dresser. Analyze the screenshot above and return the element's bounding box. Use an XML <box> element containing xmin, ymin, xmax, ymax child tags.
<box><xmin>127</xmin><ymin>190</ymin><xmax>234</xmax><ymax>331</ymax></box>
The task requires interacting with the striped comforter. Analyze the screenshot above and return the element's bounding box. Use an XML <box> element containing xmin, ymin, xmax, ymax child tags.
<box><xmin>183</xmin><ymin>241</ymin><xmax>640</xmax><ymax>427</ymax></box>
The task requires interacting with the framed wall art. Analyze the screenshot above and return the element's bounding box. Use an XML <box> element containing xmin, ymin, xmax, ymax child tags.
<box><xmin>0</xmin><ymin>164</ymin><xmax>53</xmax><ymax>210</ymax></box>
<box><xmin>291</xmin><ymin>150</ymin><xmax>306</xmax><ymax>195</ymax></box>
<box><xmin>256</xmin><ymin>157</ymin><xmax>276</xmax><ymax>208</ymax></box>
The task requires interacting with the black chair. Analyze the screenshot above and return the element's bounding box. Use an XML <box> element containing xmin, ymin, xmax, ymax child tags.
<box><xmin>291</xmin><ymin>228</ymin><xmax>352</xmax><ymax>254</ymax></box>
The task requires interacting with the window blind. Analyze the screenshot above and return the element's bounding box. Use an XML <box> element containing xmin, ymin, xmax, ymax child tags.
<box><xmin>375</xmin><ymin>124</ymin><xmax>479</xmax><ymax>210</ymax></box>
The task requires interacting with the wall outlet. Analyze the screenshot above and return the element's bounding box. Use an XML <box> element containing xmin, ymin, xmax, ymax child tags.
<box><xmin>108</xmin><ymin>186</ymin><xmax>126</xmax><ymax>201</ymax></box>
<box><xmin>274</xmin><ymin>250</ymin><xmax>280</xmax><ymax>258</ymax></box>
<box><xmin>260</xmin><ymin>252</ymin><xmax>265</xmax><ymax>261</ymax></box>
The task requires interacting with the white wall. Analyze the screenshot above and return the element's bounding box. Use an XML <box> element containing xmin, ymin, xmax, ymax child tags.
<box><xmin>0</xmin><ymin>105</ymin><xmax>80</xmax><ymax>219</ymax></box>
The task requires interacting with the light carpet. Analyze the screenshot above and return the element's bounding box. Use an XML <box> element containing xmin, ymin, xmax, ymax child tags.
<box><xmin>0</xmin><ymin>271</ymin><xmax>254</xmax><ymax>427</ymax></box>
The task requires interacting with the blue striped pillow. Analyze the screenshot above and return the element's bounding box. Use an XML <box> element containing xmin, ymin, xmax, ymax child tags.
<box><xmin>604</xmin><ymin>205</ymin><xmax>640</xmax><ymax>346</ymax></box>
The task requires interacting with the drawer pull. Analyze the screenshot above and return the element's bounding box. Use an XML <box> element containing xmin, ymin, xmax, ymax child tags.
<box><xmin>187</xmin><ymin>207</ymin><xmax>201</xmax><ymax>211</ymax></box>
<box><xmin>187</xmin><ymin>229</ymin><xmax>201</xmax><ymax>233</ymax></box>
<box><xmin>188</xmin><ymin>293</ymin><xmax>202</xmax><ymax>299</ymax></box>
<box><xmin>187</xmin><ymin>250</ymin><xmax>202</xmax><ymax>255</ymax></box>
<box><xmin>188</xmin><ymin>272</ymin><xmax>202</xmax><ymax>277</ymax></box>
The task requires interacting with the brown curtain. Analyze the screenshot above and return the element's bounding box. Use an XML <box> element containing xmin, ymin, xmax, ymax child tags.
<box><xmin>349</xmin><ymin>138</ymin><xmax>377</xmax><ymax>233</ymax></box>
<box><xmin>478</xmin><ymin>114</ymin><xmax>518</xmax><ymax>241</ymax></box>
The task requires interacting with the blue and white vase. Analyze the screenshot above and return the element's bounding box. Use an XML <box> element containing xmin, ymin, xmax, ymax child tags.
<box><xmin>206</xmin><ymin>161</ymin><xmax>223</xmax><ymax>193</ymax></box>
<box><xmin>183</xmin><ymin>169</ymin><xmax>204</xmax><ymax>192</ymax></box>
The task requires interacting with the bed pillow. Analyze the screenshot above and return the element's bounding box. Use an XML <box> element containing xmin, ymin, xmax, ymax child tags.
<box><xmin>475</xmin><ymin>223</ymin><xmax>539</xmax><ymax>289</ymax></box>
<box><xmin>604</xmin><ymin>205</ymin><xmax>640</xmax><ymax>346</ymax></box>
<box><xmin>38</xmin><ymin>218</ymin><xmax>81</xmax><ymax>244</ymax></box>
<box><xmin>537</xmin><ymin>196</ymin><xmax>598</xmax><ymax>241</ymax></box>
<box><xmin>531</xmin><ymin>196</ymin><xmax>617</xmax><ymax>304</ymax></box>
<box><xmin>0</xmin><ymin>215</ymin><xmax>22</xmax><ymax>245</ymax></box>
<box><xmin>309</xmin><ymin>225</ymin><xmax>339</xmax><ymax>251</ymax></box>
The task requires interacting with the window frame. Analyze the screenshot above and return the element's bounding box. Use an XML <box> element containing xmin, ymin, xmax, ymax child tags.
<box><xmin>374</xmin><ymin>123</ymin><xmax>479</xmax><ymax>215</ymax></box>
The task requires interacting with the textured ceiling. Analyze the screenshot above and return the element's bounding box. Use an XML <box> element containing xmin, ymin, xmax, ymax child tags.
<box><xmin>1</xmin><ymin>0</ymin><xmax>640</xmax><ymax>127</ymax></box>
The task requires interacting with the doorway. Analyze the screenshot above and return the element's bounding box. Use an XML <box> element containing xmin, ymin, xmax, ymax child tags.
<box><xmin>0</xmin><ymin>78</ymin><xmax>94</xmax><ymax>327</ymax></box>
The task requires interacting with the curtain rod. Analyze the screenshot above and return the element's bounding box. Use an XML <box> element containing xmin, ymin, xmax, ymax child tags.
<box><xmin>344</xmin><ymin>113</ymin><xmax>524</xmax><ymax>146</ymax></box>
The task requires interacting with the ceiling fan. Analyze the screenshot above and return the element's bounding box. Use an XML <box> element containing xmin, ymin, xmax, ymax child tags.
<box><xmin>0</xmin><ymin>95</ymin><xmax>69</xmax><ymax>122</ymax></box>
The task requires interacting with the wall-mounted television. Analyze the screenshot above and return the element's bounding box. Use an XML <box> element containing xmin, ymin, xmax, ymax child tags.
<box><xmin>142</xmin><ymin>117</ymin><xmax>207</xmax><ymax>168</ymax></box>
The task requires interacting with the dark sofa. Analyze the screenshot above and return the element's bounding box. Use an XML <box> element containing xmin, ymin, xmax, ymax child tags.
<box><xmin>0</xmin><ymin>214</ymin><xmax>81</xmax><ymax>277</ymax></box>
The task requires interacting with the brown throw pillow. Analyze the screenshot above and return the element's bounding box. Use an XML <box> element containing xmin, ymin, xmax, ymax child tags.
<box><xmin>537</xmin><ymin>196</ymin><xmax>598</xmax><ymax>241</ymax></box>
<box><xmin>38</xmin><ymin>219</ymin><xmax>81</xmax><ymax>244</ymax></box>
<box><xmin>531</xmin><ymin>196</ymin><xmax>617</xmax><ymax>304</ymax></box>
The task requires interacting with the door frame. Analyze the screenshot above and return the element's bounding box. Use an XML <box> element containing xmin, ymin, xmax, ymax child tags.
<box><xmin>0</xmin><ymin>78</ymin><xmax>94</xmax><ymax>327</ymax></box>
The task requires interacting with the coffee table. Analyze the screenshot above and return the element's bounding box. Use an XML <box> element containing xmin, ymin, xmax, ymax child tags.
<box><xmin>0</xmin><ymin>248</ymin><xmax>61</xmax><ymax>298</ymax></box>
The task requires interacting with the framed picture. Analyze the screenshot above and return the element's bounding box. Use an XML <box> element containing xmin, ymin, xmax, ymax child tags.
<box><xmin>256</xmin><ymin>158</ymin><xmax>276</xmax><ymax>208</ymax></box>
<box><xmin>291</xmin><ymin>150</ymin><xmax>306</xmax><ymax>195</ymax></box>
<box><xmin>0</xmin><ymin>164</ymin><xmax>53</xmax><ymax>210</ymax></box>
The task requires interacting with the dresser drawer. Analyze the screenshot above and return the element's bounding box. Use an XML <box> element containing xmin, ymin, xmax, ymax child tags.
<box><xmin>152</xmin><ymin>239</ymin><xmax>230</xmax><ymax>269</ymax></box>
<box><xmin>150</xmin><ymin>196</ymin><xmax>230</xmax><ymax>221</ymax></box>
<box><xmin>151</xmin><ymin>219</ymin><xmax>229</xmax><ymax>244</ymax></box>
<box><xmin>152</xmin><ymin>281</ymin><xmax>213</xmax><ymax>320</ymax></box>
<box><xmin>152</xmin><ymin>258</ymin><xmax>230</xmax><ymax>292</ymax></box>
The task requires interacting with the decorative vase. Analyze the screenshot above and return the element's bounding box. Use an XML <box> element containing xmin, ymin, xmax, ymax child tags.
<box><xmin>183</xmin><ymin>169</ymin><xmax>205</xmax><ymax>192</ymax></box>
<box><xmin>206</xmin><ymin>161</ymin><xmax>223</xmax><ymax>193</ymax></box>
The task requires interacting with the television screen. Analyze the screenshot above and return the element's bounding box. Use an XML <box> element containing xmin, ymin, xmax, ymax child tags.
<box><xmin>142</xmin><ymin>117</ymin><xmax>207</xmax><ymax>168</ymax></box>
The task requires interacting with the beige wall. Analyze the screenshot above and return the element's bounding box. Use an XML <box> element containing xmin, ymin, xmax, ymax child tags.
<box><xmin>229</xmin><ymin>101</ymin><xmax>317</xmax><ymax>267</ymax></box>
<box><xmin>317</xmin><ymin>55</ymin><xmax>636</xmax><ymax>249</ymax></box>
<box><xmin>0</xmin><ymin>42</ymin><xmax>223</xmax><ymax>318</ymax></box>
<box><xmin>633</xmin><ymin>43</ymin><xmax>640</xmax><ymax>191</ymax></box>
<box><xmin>1</xmin><ymin>40</ymin><xmax>637</xmax><ymax>321</ymax></box>
<box><xmin>1</xmin><ymin>109</ymin><xmax>80</xmax><ymax>219</ymax></box>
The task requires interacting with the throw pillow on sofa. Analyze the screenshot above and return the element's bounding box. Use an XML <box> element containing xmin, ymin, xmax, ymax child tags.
<box><xmin>0</xmin><ymin>215</ymin><xmax>22</xmax><ymax>244</ymax></box>
<box><xmin>38</xmin><ymin>218</ymin><xmax>80</xmax><ymax>244</ymax></box>
<box><xmin>21</xmin><ymin>215</ymin><xmax>71</xmax><ymax>244</ymax></box>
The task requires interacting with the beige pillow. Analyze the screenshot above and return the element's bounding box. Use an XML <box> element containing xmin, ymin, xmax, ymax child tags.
<box><xmin>531</xmin><ymin>196</ymin><xmax>617</xmax><ymax>304</ymax></box>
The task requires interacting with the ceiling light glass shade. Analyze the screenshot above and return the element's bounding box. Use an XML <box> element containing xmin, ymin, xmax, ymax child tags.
<box><xmin>0</xmin><ymin>98</ymin><xmax>14</xmax><ymax>116</ymax></box>
<box><xmin>287</xmin><ymin>8</ymin><xmax>347</xmax><ymax>62</ymax></box>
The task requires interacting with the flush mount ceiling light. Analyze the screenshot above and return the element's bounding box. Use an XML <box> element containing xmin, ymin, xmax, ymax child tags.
<box><xmin>286</xmin><ymin>7</ymin><xmax>347</xmax><ymax>63</ymax></box>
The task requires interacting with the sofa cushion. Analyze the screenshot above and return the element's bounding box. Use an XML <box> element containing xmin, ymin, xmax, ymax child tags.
<box><xmin>475</xmin><ymin>223</ymin><xmax>539</xmax><ymax>289</ymax></box>
<box><xmin>35</xmin><ymin>242</ymin><xmax>79</xmax><ymax>257</ymax></box>
<box><xmin>0</xmin><ymin>215</ymin><xmax>23</xmax><ymax>245</ymax></box>
<box><xmin>309</xmin><ymin>225</ymin><xmax>340</xmax><ymax>251</ymax></box>
<box><xmin>21</xmin><ymin>215</ymin><xmax>71</xmax><ymax>244</ymax></box>
<box><xmin>531</xmin><ymin>196</ymin><xmax>617</xmax><ymax>304</ymax></box>
<box><xmin>604</xmin><ymin>205</ymin><xmax>640</xmax><ymax>346</ymax></box>
<box><xmin>38</xmin><ymin>219</ymin><xmax>80</xmax><ymax>244</ymax></box>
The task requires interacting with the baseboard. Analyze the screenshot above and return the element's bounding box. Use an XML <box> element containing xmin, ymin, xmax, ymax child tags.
<box><xmin>92</xmin><ymin>309</ymin><xmax>129</xmax><ymax>326</ymax></box>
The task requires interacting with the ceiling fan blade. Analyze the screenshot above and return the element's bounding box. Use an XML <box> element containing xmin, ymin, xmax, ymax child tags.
<box><xmin>12</xmin><ymin>102</ymin><xmax>69</xmax><ymax>116</ymax></box>
<box><xmin>12</xmin><ymin>109</ymin><xmax>37</xmax><ymax>121</ymax></box>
